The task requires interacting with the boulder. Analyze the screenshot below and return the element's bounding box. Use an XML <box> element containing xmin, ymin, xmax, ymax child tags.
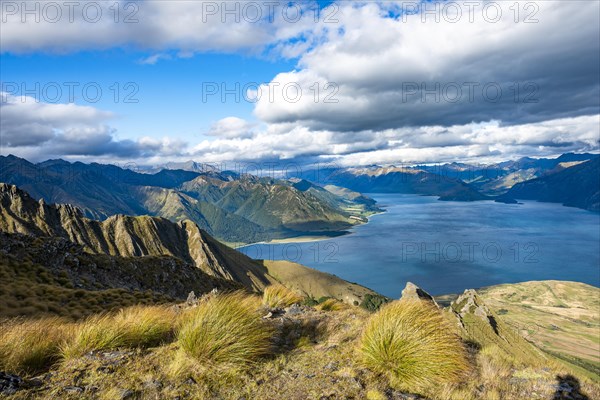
<box><xmin>400</xmin><ymin>282</ymin><xmax>439</xmax><ymax>307</ymax></box>
<box><xmin>0</xmin><ymin>372</ymin><xmax>22</xmax><ymax>396</ymax></box>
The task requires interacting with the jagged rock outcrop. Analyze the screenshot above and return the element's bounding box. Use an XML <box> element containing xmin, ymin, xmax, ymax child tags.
<box><xmin>400</xmin><ymin>282</ymin><xmax>439</xmax><ymax>307</ymax></box>
<box><xmin>449</xmin><ymin>289</ymin><xmax>545</xmax><ymax>362</ymax></box>
<box><xmin>0</xmin><ymin>184</ymin><xmax>377</xmax><ymax>304</ymax></box>
<box><xmin>0</xmin><ymin>183</ymin><xmax>272</xmax><ymax>291</ymax></box>
<box><xmin>452</xmin><ymin>289</ymin><xmax>494</xmax><ymax>320</ymax></box>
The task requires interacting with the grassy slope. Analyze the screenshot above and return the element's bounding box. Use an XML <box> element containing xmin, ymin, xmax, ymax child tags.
<box><xmin>438</xmin><ymin>280</ymin><xmax>600</xmax><ymax>380</ymax></box>
<box><xmin>0</xmin><ymin>257</ymin><xmax>175</xmax><ymax>320</ymax></box>
<box><xmin>477</xmin><ymin>280</ymin><xmax>600</xmax><ymax>379</ymax></box>
<box><xmin>262</xmin><ymin>259</ymin><xmax>377</xmax><ymax>305</ymax></box>
<box><xmin>0</xmin><ymin>230</ymin><xmax>376</xmax><ymax>322</ymax></box>
<box><xmin>2</xmin><ymin>292</ymin><xmax>599</xmax><ymax>400</ymax></box>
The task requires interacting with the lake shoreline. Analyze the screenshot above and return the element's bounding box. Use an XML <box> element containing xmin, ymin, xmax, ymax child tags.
<box><xmin>240</xmin><ymin>194</ymin><xmax>600</xmax><ymax>297</ymax></box>
<box><xmin>230</xmin><ymin>208</ymin><xmax>388</xmax><ymax>248</ymax></box>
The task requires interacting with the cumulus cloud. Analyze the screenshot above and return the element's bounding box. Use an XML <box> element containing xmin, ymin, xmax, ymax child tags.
<box><xmin>0</xmin><ymin>0</ymin><xmax>324</xmax><ymax>55</ymax></box>
<box><xmin>0</xmin><ymin>93</ymin><xmax>185</xmax><ymax>161</ymax></box>
<box><xmin>205</xmin><ymin>117</ymin><xmax>257</xmax><ymax>139</ymax></box>
<box><xmin>2</xmin><ymin>1</ymin><xmax>598</xmax><ymax>167</ymax></box>
<box><xmin>186</xmin><ymin>115</ymin><xmax>600</xmax><ymax>165</ymax></box>
<box><xmin>0</xmin><ymin>92</ymin><xmax>114</xmax><ymax>147</ymax></box>
<box><xmin>255</xmin><ymin>1</ymin><xmax>600</xmax><ymax>130</ymax></box>
<box><xmin>2</xmin><ymin>91</ymin><xmax>597</xmax><ymax>166</ymax></box>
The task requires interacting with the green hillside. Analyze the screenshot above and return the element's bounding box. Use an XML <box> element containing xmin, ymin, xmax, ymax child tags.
<box><xmin>0</xmin><ymin>155</ymin><xmax>380</xmax><ymax>243</ymax></box>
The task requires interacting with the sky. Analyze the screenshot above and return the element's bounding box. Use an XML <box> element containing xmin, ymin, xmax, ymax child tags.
<box><xmin>1</xmin><ymin>0</ymin><xmax>599</xmax><ymax>167</ymax></box>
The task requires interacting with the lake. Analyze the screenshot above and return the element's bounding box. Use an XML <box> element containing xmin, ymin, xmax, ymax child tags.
<box><xmin>239</xmin><ymin>194</ymin><xmax>600</xmax><ymax>297</ymax></box>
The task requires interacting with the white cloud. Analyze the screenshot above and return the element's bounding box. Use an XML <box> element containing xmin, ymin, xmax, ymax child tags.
<box><xmin>187</xmin><ymin>115</ymin><xmax>600</xmax><ymax>165</ymax></box>
<box><xmin>255</xmin><ymin>1</ymin><xmax>600</xmax><ymax>130</ymax></box>
<box><xmin>0</xmin><ymin>91</ymin><xmax>114</xmax><ymax>147</ymax></box>
<box><xmin>0</xmin><ymin>92</ymin><xmax>184</xmax><ymax>161</ymax></box>
<box><xmin>2</xmin><ymin>90</ymin><xmax>597</xmax><ymax>165</ymax></box>
<box><xmin>0</xmin><ymin>0</ymin><xmax>324</xmax><ymax>55</ymax></box>
<box><xmin>205</xmin><ymin>117</ymin><xmax>257</xmax><ymax>139</ymax></box>
<box><xmin>138</xmin><ymin>53</ymin><xmax>172</xmax><ymax>65</ymax></box>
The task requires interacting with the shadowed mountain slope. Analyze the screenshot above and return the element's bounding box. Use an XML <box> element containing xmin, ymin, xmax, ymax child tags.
<box><xmin>0</xmin><ymin>183</ymin><xmax>270</xmax><ymax>290</ymax></box>
<box><xmin>0</xmin><ymin>183</ymin><xmax>376</xmax><ymax>302</ymax></box>
<box><xmin>0</xmin><ymin>155</ymin><xmax>378</xmax><ymax>243</ymax></box>
<box><xmin>502</xmin><ymin>158</ymin><xmax>600</xmax><ymax>211</ymax></box>
<box><xmin>317</xmin><ymin>166</ymin><xmax>489</xmax><ymax>201</ymax></box>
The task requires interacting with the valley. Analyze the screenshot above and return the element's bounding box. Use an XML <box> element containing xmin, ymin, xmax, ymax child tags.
<box><xmin>0</xmin><ymin>155</ymin><xmax>380</xmax><ymax>244</ymax></box>
<box><xmin>0</xmin><ymin>153</ymin><xmax>598</xmax><ymax>399</ymax></box>
<box><xmin>2</xmin><ymin>3</ymin><xmax>599</xmax><ymax>397</ymax></box>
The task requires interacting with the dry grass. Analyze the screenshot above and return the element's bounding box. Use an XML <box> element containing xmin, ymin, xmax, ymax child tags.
<box><xmin>61</xmin><ymin>305</ymin><xmax>177</xmax><ymax>359</ymax></box>
<box><xmin>479</xmin><ymin>281</ymin><xmax>600</xmax><ymax>379</ymax></box>
<box><xmin>2</xmin><ymin>288</ymin><xmax>599</xmax><ymax>400</ymax></box>
<box><xmin>0</xmin><ymin>257</ymin><xmax>176</xmax><ymax>320</ymax></box>
<box><xmin>262</xmin><ymin>284</ymin><xmax>304</xmax><ymax>308</ymax></box>
<box><xmin>2</xmin><ymin>295</ymin><xmax>599</xmax><ymax>400</ymax></box>
<box><xmin>318</xmin><ymin>298</ymin><xmax>347</xmax><ymax>311</ymax></box>
<box><xmin>176</xmin><ymin>292</ymin><xmax>275</xmax><ymax>367</ymax></box>
<box><xmin>366</xmin><ymin>389</ymin><xmax>387</xmax><ymax>400</ymax></box>
<box><xmin>0</xmin><ymin>316</ymin><xmax>73</xmax><ymax>374</ymax></box>
<box><xmin>357</xmin><ymin>300</ymin><xmax>470</xmax><ymax>394</ymax></box>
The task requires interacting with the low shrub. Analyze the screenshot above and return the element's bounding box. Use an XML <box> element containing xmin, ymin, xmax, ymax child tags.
<box><xmin>360</xmin><ymin>293</ymin><xmax>390</xmax><ymax>312</ymax></box>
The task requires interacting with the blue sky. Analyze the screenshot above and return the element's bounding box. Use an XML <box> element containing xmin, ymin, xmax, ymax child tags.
<box><xmin>1</xmin><ymin>50</ymin><xmax>295</xmax><ymax>141</ymax></box>
<box><xmin>1</xmin><ymin>1</ymin><xmax>599</xmax><ymax>166</ymax></box>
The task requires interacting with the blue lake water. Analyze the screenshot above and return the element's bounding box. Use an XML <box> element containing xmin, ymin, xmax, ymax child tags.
<box><xmin>239</xmin><ymin>194</ymin><xmax>600</xmax><ymax>297</ymax></box>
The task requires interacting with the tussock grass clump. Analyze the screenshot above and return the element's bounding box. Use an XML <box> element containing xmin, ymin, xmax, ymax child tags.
<box><xmin>0</xmin><ymin>317</ymin><xmax>73</xmax><ymax>374</ymax></box>
<box><xmin>61</xmin><ymin>305</ymin><xmax>176</xmax><ymax>359</ymax></box>
<box><xmin>262</xmin><ymin>284</ymin><xmax>304</xmax><ymax>308</ymax></box>
<box><xmin>358</xmin><ymin>300</ymin><xmax>470</xmax><ymax>393</ymax></box>
<box><xmin>318</xmin><ymin>298</ymin><xmax>347</xmax><ymax>311</ymax></box>
<box><xmin>177</xmin><ymin>292</ymin><xmax>274</xmax><ymax>366</ymax></box>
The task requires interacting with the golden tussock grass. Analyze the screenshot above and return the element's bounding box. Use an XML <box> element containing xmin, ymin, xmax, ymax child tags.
<box><xmin>61</xmin><ymin>305</ymin><xmax>177</xmax><ymax>359</ymax></box>
<box><xmin>318</xmin><ymin>298</ymin><xmax>347</xmax><ymax>312</ymax></box>
<box><xmin>262</xmin><ymin>284</ymin><xmax>304</xmax><ymax>308</ymax></box>
<box><xmin>0</xmin><ymin>316</ymin><xmax>73</xmax><ymax>374</ymax></box>
<box><xmin>366</xmin><ymin>389</ymin><xmax>387</xmax><ymax>400</ymax></box>
<box><xmin>177</xmin><ymin>292</ymin><xmax>275</xmax><ymax>367</ymax></box>
<box><xmin>357</xmin><ymin>300</ymin><xmax>470</xmax><ymax>394</ymax></box>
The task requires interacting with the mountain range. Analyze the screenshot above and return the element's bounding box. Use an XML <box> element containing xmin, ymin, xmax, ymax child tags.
<box><xmin>0</xmin><ymin>183</ymin><xmax>375</xmax><ymax>309</ymax></box>
<box><xmin>502</xmin><ymin>157</ymin><xmax>600</xmax><ymax>211</ymax></box>
<box><xmin>289</xmin><ymin>153</ymin><xmax>599</xmax><ymax>210</ymax></box>
<box><xmin>417</xmin><ymin>152</ymin><xmax>600</xmax><ymax>196</ymax></box>
<box><xmin>0</xmin><ymin>152</ymin><xmax>597</xmax><ymax>258</ymax></box>
<box><xmin>0</xmin><ymin>155</ymin><xmax>380</xmax><ymax>244</ymax></box>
